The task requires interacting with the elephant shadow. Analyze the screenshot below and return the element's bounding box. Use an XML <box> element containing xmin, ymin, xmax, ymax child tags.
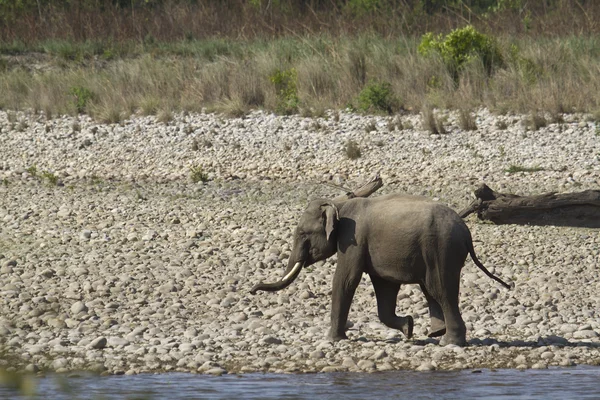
<box><xmin>378</xmin><ymin>336</ymin><xmax>600</xmax><ymax>349</ymax></box>
<box><xmin>469</xmin><ymin>336</ymin><xmax>600</xmax><ymax>349</ymax></box>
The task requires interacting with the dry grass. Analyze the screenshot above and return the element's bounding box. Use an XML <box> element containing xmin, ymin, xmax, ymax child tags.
<box><xmin>1</xmin><ymin>36</ymin><xmax>600</xmax><ymax>120</ymax></box>
<box><xmin>156</xmin><ymin>109</ymin><xmax>174</xmax><ymax>124</ymax></box>
<box><xmin>459</xmin><ymin>109</ymin><xmax>478</xmax><ymax>131</ymax></box>
<box><xmin>140</xmin><ymin>96</ymin><xmax>160</xmax><ymax>116</ymax></box>
<box><xmin>3</xmin><ymin>1</ymin><xmax>600</xmax><ymax>46</ymax></box>
<box><xmin>345</xmin><ymin>140</ymin><xmax>361</xmax><ymax>160</ymax></box>
<box><xmin>422</xmin><ymin>105</ymin><xmax>447</xmax><ymax>135</ymax></box>
<box><xmin>527</xmin><ymin>113</ymin><xmax>548</xmax><ymax>131</ymax></box>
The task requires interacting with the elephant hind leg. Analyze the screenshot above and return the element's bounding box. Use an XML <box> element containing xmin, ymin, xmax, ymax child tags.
<box><xmin>425</xmin><ymin>278</ymin><xmax>466</xmax><ymax>346</ymax></box>
<box><xmin>419</xmin><ymin>283</ymin><xmax>446</xmax><ymax>338</ymax></box>
<box><xmin>370</xmin><ymin>275</ymin><xmax>413</xmax><ymax>339</ymax></box>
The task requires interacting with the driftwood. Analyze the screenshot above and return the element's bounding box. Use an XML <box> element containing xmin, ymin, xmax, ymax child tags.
<box><xmin>459</xmin><ymin>184</ymin><xmax>600</xmax><ymax>228</ymax></box>
<box><xmin>330</xmin><ymin>174</ymin><xmax>383</xmax><ymax>201</ymax></box>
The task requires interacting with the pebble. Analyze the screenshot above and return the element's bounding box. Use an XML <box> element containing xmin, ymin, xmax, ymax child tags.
<box><xmin>89</xmin><ymin>337</ymin><xmax>108</xmax><ymax>350</ymax></box>
<box><xmin>70</xmin><ymin>301</ymin><xmax>88</xmax><ymax>315</ymax></box>
<box><xmin>416</xmin><ymin>361</ymin><xmax>435</xmax><ymax>371</ymax></box>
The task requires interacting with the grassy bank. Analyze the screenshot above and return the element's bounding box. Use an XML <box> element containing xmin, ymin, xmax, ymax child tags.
<box><xmin>1</xmin><ymin>34</ymin><xmax>600</xmax><ymax>120</ymax></box>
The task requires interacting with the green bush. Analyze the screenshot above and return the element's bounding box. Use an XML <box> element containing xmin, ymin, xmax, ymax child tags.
<box><xmin>270</xmin><ymin>68</ymin><xmax>299</xmax><ymax>115</ymax></box>
<box><xmin>357</xmin><ymin>81</ymin><xmax>398</xmax><ymax>114</ymax></box>
<box><xmin>41</xmin><ymin>170</ymin><xmax>59</xmax><ymax>186</ymax></box>
<box><xmin>69</xmin><ymin>86</ymin><xmax>94</xmax><ymax>113</ymax></box>
<box><xmin>190</xmin><ymin>165</ymin><xmax>209</xmax><ymax>183</ymax></box>
<box><xmin>25</xmin><ymin>165</ymin><xmax>37</xmax><ymax>177</ymax></box>
<box><xmin>418</xmin><ymin>25</ymin><xmax>503</xmax><ymax>81</ymax></box>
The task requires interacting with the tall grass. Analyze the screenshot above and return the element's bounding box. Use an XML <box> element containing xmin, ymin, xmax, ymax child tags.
<box><xmin>3</xmin><ymin>1</ymin><xmax>600</xmax><ymax>44</ymax></box>
<box><xmin>1</xmin><ymin>36</ymin><xmax>600</xmax><ymax>118</ymax></box>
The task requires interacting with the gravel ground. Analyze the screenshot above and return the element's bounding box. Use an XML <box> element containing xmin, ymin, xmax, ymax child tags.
<box><xmin>0</xmin><ymin>109</ymin><xmax>599</xmax><ymax>375</ymax></box>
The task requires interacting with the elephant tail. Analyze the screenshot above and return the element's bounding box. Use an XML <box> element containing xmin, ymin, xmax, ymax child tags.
<box><xmin>467</xmin><ymin>241</ymin><xmax>513</xmax><ymax>290</ymax></box>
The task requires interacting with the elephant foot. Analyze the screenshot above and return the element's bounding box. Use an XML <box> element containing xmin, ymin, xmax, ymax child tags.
<box><xmin>401</xmin><ymin>316</ymin><xmax>414</xmax><ymax>339</ymax></box>
<box><xmin>440</xmin><ymin>333</ymin><xmax>467</xmax><ymax>347</ymax></box>
<box><xmin>428</xmin><ymin>327</ymin><xmax>446</xmax><ymax>338</ymax></box>
<box><xmin>428</xmin><ymin>318</ymin><xmax>446</xmax><ymax>338</ymax></box>
<box><xmin>328</xmin><ymin>328</ymin><xmax>348</xmax><ymax>341</ymax></box>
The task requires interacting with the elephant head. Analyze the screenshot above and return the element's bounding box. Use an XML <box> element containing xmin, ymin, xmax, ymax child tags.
<box><xmin>250</xmin><ymin>199</ymin><xmax>339</xmax><ymax>294</ymax></box>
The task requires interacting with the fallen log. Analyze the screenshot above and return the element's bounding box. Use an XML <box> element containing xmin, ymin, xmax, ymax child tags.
<box><xmin>329</xmin><ymin>174</ymin><xmax>383</xmax><ymax>201</ymax></box>
<box><xmin>459</xmin><ymin>184</ymin><xmax>600</xmax><ymax>228</ymax></box>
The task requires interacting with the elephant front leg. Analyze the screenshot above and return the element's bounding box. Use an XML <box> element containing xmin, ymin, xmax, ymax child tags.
<box><xmin>328</xmin><ymin>264</ymin><xmax>362</xmax><ymax>341</ymax></box>
<box><xmin>371</xmin><ymin>275</ymin><xmax>413</xmax><ymax>339</ymax></box>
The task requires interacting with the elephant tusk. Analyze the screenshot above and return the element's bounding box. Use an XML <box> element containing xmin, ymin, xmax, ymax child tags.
<box><xmin>281</xmin><ymin>262</ymin><xmax>302</xmax><ymax>282</ymax></box>
<box><xmin>250</xmin><ymin>262</ymin><xmax>304</xmax><ymax>294</ymax></box>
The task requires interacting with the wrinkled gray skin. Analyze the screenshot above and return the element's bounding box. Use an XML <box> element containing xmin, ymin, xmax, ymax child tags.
<box><xmin>251</xmin><ymin>194</ymin><xmax>511</xmax><ymax>346</ymax></box>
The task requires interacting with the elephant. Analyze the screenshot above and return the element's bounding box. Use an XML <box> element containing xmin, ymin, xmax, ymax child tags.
<box><xmin>250</xmin><ymin>193</ymin><xmax>511</xmax><ymax>346</ymax></box>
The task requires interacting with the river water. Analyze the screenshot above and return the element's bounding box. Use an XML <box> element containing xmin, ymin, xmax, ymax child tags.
<box><xmin>2</xmin><ymin>366</ymin><xmax>600</xmax><ymax>399</ymax></box>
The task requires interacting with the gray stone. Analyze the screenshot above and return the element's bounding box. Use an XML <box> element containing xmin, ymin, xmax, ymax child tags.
<box><xmin>70</xmin><ymin>301</ymin><xmax>88</xmax><ymax>315</ymax></box>
<box><xmin>206</xmin><ymin>367</ymin><xmax>227</xmax><ymax>376</ymax></box>
<box><xmin>39</xmin><ymin>269</ymin><xmax>55</xmax><ymax>278</ymax></box>
<box><xmin>89</xmin><ymin>337</ymin><xmax>107</xmax><ymax>350</ymax></box>
<box><xmin>25</xmin><ymin>364</ymin><xmax>39</xmax><ymax>373</ymax></box>
<box><xmin>416</xmin><ymin>361</ymin><xmax>435</xmax><ymax>371</ymax></box>
<box><xmin>108</xmin><ymin>337</ymin><xmax>131</xmax><ymax>347</ymax></box>
<box><xmin>179</xmin><ymin>343</ymin><xmax>196</xmax><ymax>352</ymax></box>
<box><xmin>572</xmin><ymin>330</ymin><xmax>598</xmax><ymax>339</ymax></box>
<box><xmin>372</xmin><ymin>349</ymin><xmax>388</xmax><ymax>360</ymax></box>
<box><xmin>357</xmin><ymin>360</ymin><xmax>375</xmax><ymax>371</ymax></box>
<box><xmin>51</xmin><ymin>358</ymin><xmax>68</xmax><ymax>370</ymax></box>
<box><xmin>261</xmin><ymin>336</ymin><xmax>283</xmax><ymax>345</ymax></box>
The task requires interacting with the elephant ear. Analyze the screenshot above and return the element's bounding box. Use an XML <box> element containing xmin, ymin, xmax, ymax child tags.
<box><xmin>320</xmin><ymin>202</ymin><xmax>339</xmax><ymax>241</ymax></box>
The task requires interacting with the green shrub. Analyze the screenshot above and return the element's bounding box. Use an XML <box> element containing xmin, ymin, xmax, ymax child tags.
<box><xmin>418</xmin><ymin>25</ymin><xmax>503</xmax><ymax>81</ymax></box>
<box><xmin>69</xmin><ymin>86</ymin><xmax>94</xmax><ymax>113</ymax></box>
<box><xmin>269</xmin><ymin>68</ymin><xmax>299</xmax><ymax>115</ymax></box>
<box><xmin>190</xmin><ymin>165</ymin><xmax>209</xmax><ymax>183</ymax></box>
<box><xmin>41</xmin><ymin>170</ymin><xmax>59</xmax><ymax>186</ymax></box>
<box><xmin>25</xmin><ymin>165</ymin><xmax>37</xmax><ymax>177</ymax></box>
<box><xmin>357</xmin><ymin>81</ymin><xmax>398</xmax><ymax>114</ymax></box>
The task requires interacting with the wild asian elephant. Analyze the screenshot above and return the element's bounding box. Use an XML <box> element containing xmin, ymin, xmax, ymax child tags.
<box><xmin>251</xmin><ymin>194</ymin><xmax>511</xmax><ymax>346</ymax></box>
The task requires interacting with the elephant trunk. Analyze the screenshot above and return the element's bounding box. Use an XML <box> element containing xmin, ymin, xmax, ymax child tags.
<box><xmin>250</xmin><ymin>261</ymin><xmax>303</xmax><ymax>294</ymax></box>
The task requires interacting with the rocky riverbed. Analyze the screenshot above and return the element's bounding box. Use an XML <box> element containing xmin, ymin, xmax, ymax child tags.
<box><xmin>0</xmin><ymin>108</ymin><xmax>599</xmax><ymax>375</ymax></box>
